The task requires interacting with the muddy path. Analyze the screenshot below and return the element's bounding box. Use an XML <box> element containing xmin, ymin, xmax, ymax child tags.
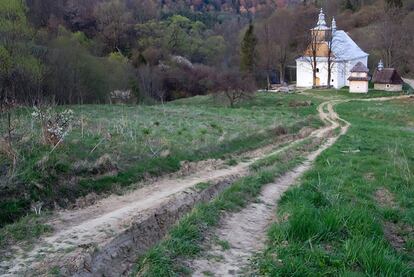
<box><xmin>0</xmin><ymin>126</ymin><xmax>317</xmax><ymax>276</ymax></box>
<box><xmin>187</xmin><ymin>95</ymin><xmax>412</xmax><ymax>276</ymax></box>
<box><xmin>187</xmin><ymin>100</ymin><xmax>347</xmax><ymax>277</ymax></box>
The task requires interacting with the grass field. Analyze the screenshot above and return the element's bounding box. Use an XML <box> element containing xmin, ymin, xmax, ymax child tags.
<box><xmin>133</xmin><ymin>137</ymin><xmax>322</xmax><ymax>276</ymax></box>
<box><xmin>0</xmin><ymin>93</ymin><xmax>322</xmax><ymax>243</ymax></box>
<box><xmin>309</xmin><ymin>88</ymin><xmax>407</xmax><ymax>100</ymax></box>
<box><xmin>2</xmin><ymin>88</ymin><xmax>412</xmax><ymax>271</ymax></box>
<box><xmin>254</xmin><ymin>97</ymin><xmax>414</xmax><ymax>276</ymax></box>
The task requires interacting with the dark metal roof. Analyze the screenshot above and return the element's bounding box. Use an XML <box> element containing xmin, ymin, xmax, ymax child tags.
<box><xmin>372</xmin><ymin>68</ymin><xmax>403</xmax><ymax>84</ymax></box>
<box><xmin>348</xmin><ymin>76</ymin><xmax>369</xmax><ymax>81</ymax></box>
<box><xmin>350</xmin><ymin>62</ymin><xmax>369</xmax><ymax>73</ymax></box>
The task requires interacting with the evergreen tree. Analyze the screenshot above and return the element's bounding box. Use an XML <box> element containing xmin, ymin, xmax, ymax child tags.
<box><xmin>343</xmin><ymin>0</ymin><xmax>355</xmax><ymax>11</ymax></box>
<box><xmin>240</xmin><ymin>24</ymin><xmax>257</xmax><ymax>74</ymax></box>
<box><xmin>385</xmin><ymin>0</ymin><xmax>403</xmax><ymax>9</ymax></box>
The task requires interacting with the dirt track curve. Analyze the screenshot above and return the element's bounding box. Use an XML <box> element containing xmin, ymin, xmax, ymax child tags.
<box><xmin>188</xmin><ymin>100</ymin><xmax>349</xmax><ymax>276</ymax></box>
<box><xmin>1</xmin><ymin>95</ymin><xmax>410</xmax><ymax>277</ymax></box>
<box><xmin>187</xmin><ymin>94</ymin><xmax>413</xmax><ymax>276</ymax></box>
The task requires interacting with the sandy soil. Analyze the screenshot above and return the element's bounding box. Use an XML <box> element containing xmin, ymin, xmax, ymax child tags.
<box><xmin>0</xmin><ymin>125</ymin><xmax>315</xmax><ymax>276</ymax></box>
<box><xmin>188</xmin><ymin>100</ymin><xmax>348</xmax><ymax>277</ymax></box>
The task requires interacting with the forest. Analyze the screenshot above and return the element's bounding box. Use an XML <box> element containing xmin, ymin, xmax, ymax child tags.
<box><xmin>1</xmin><ymin>0</ymin><xmax>414</xmax><ymax>105</ymax></box>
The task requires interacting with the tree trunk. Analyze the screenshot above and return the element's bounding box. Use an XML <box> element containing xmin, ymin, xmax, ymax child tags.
<box><xmin>327</xmin><ymin>58</ymin><xmax>332</xmax><ymax>88</ymax></box>
<box><xmin>279</xmin><ymin>64</ymin><xmax>285</xmax><ymax>85</ymax></box>
<box><xmin>266</xmin><ymin>74</ymin><xmax>270</xmax><ymax>90</ymax></box>
<box><xmin>312</xmin><ymin>58</ymin><xmax>317</xmax><ymax>87</ymax></box>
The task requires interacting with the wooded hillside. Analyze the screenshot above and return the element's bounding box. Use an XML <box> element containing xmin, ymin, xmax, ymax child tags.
<box><xmin>1</xmin><ymin>0</ymin><xmax>414</xmax><ymax>104</ymax></box>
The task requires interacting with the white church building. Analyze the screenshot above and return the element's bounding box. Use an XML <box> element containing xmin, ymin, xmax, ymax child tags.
<box><xmin>296</xmin><ymin>9</ymin><xmax>369</xmax><ymax>89</ymax></box>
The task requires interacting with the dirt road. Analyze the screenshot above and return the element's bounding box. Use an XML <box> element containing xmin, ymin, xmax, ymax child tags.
<box><xmin>2</xmin><ymin>95</ymin><xmax>408</xmax><ymax>276</ymax></box>
<box><xmin>0</xmin><ymin>123</ymin><xmax>317</xmax><ymax>276</ymax></box>
<box><xmin>188</xmin><ymin>100</ymin><xmax>348</xmax><ymax>276</ymax></box>
<box><xmin>187</xmin><ymin>95</ymin><xmax>412</xmax><ymax>276</ymax></box>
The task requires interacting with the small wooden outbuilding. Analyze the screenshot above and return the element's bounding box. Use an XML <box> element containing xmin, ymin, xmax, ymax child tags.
<box><xmin>372</xmin><ymin>60</ymin><xmax>403</xmax><ymax>92</ymax></box>
<box><xmin>348</xmin><ymin>62</ymin><xmax>369</xmax><ymax>93</ymax></box>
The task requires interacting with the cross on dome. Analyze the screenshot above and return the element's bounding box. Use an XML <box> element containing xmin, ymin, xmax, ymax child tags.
<box><xmin>317</xmin><ymin>8</ymin><xmax>327</xmax><ymax>27</ymax></box>
<box><xmin>313</xmin><ymin>8</ymin><xmax>330</xmax><ymax>30</ymax></box>
<box><xmin>332</xmin><ymin>17</ymin><xmax>337</xmax><ymax>32</ymax></box>
<box><xmin>378</xmin><ymin>60</ymin><xmax>384</xmax><ymax>71</ymax></box>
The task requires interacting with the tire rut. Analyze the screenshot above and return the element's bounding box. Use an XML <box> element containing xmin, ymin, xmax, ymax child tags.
<box><xmin>188</xmin><ymin>100</ymin><xmax>348</xmax><ymax>276</ymax></box>
<box><xmin>0</xmin><ymin>128</ymin><xmax>315</xmax><ymax>276</ymax></box>
<box><xmin>187</xmin><ymin>95</ymin><xmax>412</xmax><ymax>276</ymax></box>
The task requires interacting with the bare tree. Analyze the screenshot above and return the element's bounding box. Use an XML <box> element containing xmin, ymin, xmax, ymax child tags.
<box><xmin>257</xmin><ymin>9</ymin><xmax>296</xmax><ymax>86</ymax></box>
<box><xmin>137</xmin><ymin>65</ymin><xmax>163</xmax><ymax>100</ymax></box>
<box><xmin>376</xmin><ymin>6</ymin><xmax>406</xmax><ymax>68</ymax></box>
<box><xmin>326</xmin><ymin>26</ymin><xmax>335</xmax><ymax>88</ymax></box>
<box><xmin>304</xmin><ymin>28</ymin><xmax>321</xmax><ymax>88</ymax></box>
<box><xmin>214</xmin><ymin>70</ymin><xmax>257</xmax><ymax>108</ymax></box>
<box><xmin>257</xmin><ymin>21</ymin><xmax>274</xmax><ymax>89</ymax></box>
<box><xmin>94</xmin><ymin>0</ymin><xmax>133</xmax><ymax>52</ymax></box>
<box><xmin>402</xmin><ymin>10</ymin><xmax>414</xmax><ymax>77</ymax></box>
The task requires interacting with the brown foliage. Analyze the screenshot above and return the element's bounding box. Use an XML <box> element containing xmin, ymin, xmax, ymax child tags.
<box><xmin>213</xmin><ymin>70</ymin><xmax>257</xmax><ymax>107</ymax></box>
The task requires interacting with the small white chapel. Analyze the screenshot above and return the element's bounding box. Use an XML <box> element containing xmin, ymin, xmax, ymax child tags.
<box><xmin>296</xmin><ymin>9</ymin><xmax>369</xmax><ymax>89</ymax></box>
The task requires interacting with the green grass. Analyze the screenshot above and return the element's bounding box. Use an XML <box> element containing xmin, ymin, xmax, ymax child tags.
<box><xmin>403</xmin><ymin>82</ymin><xmax>414</xmax><ymax>94</ymax></box>
<box><xmin>0</xmin><ymin>93</ymin><xmax>322</xmax><ymax>229</ymax></box>
<box><xmin>214</xmin><ymin>237</ymin><xmax>231</xmax><ymax>250</ymax></box>
<box><xmin>0</xmin><ymin>214</ymin><xmax>53</xmax><ymax>249</ymax></box>
<box><xmin>307</xmin><ymin>88</ymin><xmax>405</xmax><ymax>100</ymax></box>
<box><xmin>132</xmin><ymin>137</ymin><xmax>322</xmax><ymax>276</ymax></box>
<box><xmin>253</xmin><ymin>98</ymin><xmax>414</xmax><ymax>276</ymax></box>
<box><xmin>194</xmin><ymin>182</ymin><xmax>211</xmax><ymax>191</ymax></box>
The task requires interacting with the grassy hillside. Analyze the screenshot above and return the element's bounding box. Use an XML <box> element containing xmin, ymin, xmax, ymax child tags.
<box><xmin>0</xmin><ymin>93</ymin><xmax>322</xmax><ymax>234</ymax></box>
<box><xmin>255</xmin><ymin>96</ymin><xmax>414</xmax><ymax>275</ymax></box>
<box><xmin>129</xmin><ymin>91</ymin><xmax>414</xmax><ymax>276</ymax></box>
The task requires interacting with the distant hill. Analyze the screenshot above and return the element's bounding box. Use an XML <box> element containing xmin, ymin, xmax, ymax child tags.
<box><xmin>159</xmin><ymin>0</ymin><xmax>300</xmax><ymax>14</ymax></box>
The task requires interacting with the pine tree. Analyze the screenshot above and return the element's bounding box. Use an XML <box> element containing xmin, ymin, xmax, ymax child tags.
<box><xmin>343</xmin><ymin>0</ymin><xmax>355</xmax><ymax>11</ymax></box>
<box><xmin>385</xmin><ymin>0</ymin><xmax>403</xmax><ymax>9</ymax></box>
<box><xmin>240</xmin><ymin>24</ymin><xmax>257</xmax><ymax>74</ymax></box>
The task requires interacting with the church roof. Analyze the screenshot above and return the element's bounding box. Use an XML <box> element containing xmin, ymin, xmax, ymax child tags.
<box><xmin>297</xmin><ymin>10</ymin><xmax>368</xmax><ymax>62</ymax></box>
<box><xmin>331</xmin><ymin>31</ymin><xmax>369</xmax><ymax>61</ymax></box>
<box><xmin>350</xmin><ymin>62</ymin><xmax>369</xmax><ymax>73</ymax></box>
<box><xmin>348</xmin><ymin>76</ymin><xmax>369</xmax><ymax>81</ymax></box>
<box><xmin>372</xmin><ymin>68</ymin><xmax>403</xmax><ymax>84</ymax></box>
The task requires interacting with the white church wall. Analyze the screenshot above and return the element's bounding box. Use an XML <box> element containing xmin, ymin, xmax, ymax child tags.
<box><xmin>296</xmin><ymin>59</ymin><xmax>347</xmax><ymax>89</ymax></box>
<box><xmin>330</xmin><ymin>62</ymin><xmax>346</xmax><ymax>89</ymax></box>
<box><xmin>296</xmin><ymin>60</ymin><xmax>314</xmax><ymax>87</ymax></box>
<box><xmin>317</xmin><ymin>61</ymin><xmax>329</xmax><ymax>87</ymax></box>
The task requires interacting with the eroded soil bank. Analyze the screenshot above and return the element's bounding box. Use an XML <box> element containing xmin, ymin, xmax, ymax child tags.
<box><xmin>1</xmin><ymin>128</ymin><xmax>315</xmax><ymax>276</ymax></box>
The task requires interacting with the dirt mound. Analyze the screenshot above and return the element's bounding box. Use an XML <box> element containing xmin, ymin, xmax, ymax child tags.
<box><xmin>92</xmin><ymin>154</ymin><xmax>118</xmax><ymax>174</ymax></box>
<box><xmin>375</xmin><ymin>187</ymin><xmax>396</xmax><ymax>207</ymax></box>
<box><xmin>383</xmin><ymin>221</ymin><xmax>410</xmax><ymax>252</ymax></box>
